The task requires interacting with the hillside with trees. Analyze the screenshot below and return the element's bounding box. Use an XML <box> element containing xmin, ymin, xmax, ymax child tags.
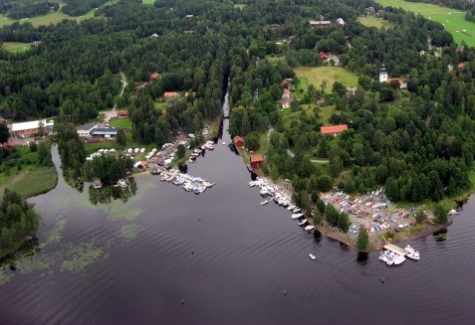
<box><xmin>1</xmin><ymin>0</ymin><xmax>475</xmax><ymax>207</ymax></box>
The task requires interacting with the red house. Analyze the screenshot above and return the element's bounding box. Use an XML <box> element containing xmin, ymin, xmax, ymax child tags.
<box><xmin>233</xmin><ymin>136</ymin><xmax>244</xmax><ymax>148</ymax></box>
<box><xmin>117</xmin><ymin>110</ymin><xmax>129</xmax><ymax>118</ymax></box>
<box><xmin>319</xmin><ymin>52</ymin><xmax>328</xmax><ymax>61</ymax></box>
<box><xmin>250</xmin><ymin>155</ymin><xmax>264</xmax><ymax>169</ymax></box>
<box><xmin>149</xmin><ymin>72</ymin><xmax>160</xmax><ymax>82</ymax></box>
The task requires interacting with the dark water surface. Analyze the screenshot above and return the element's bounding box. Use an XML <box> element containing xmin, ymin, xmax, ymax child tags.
<box><xmin>1</xmin><ymin>120</ymin><xmax>474</xmax><ymax>325</ymax></box>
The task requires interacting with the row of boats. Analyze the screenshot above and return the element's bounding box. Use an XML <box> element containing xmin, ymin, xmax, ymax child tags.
<box><xmin>188</xmin><ymin>141</ymin><xmax>215</xmax><ymax>163</ymax></box>
<box><xmin>252</xmin><ymin>177</ymin><xmax>316</xmax><ymax>233</ymax></box>
<box><xmin>379</xmin><ymin>243</ymin><xmax>421</xmax><ymax>266</ymax></box>
<box><xmin>159</xmin><ymin>169</ymin><xmax>215</xmax><ymax>194</ymax></box>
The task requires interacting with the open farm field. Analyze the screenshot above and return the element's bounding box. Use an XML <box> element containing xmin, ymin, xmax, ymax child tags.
<box><xmin>376</xmin><ymin>0</ymin><xmax>475</xmax><ymax>46</ymax></box>
<box><xmin>375</xmin><ymin>0</ymin><xmax>456</xmax><ymax>14</ymax></box>
<box><xmin>294</xmin><ymin>66</ymin><xmax>359</xmax><ymax>93</ymax></box>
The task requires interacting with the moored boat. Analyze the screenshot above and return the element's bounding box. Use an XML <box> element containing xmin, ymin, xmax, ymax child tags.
<box><xmin>304</xmin><ymin>225</ymin><xmax>315</xmax><ymax>231</ymax></box>
<box><xmin>309</xmin><ymin>253</ymin><xmax>316</xmax><ymax>260</ymax></box>
<box><xmin>298</xmin><ymin>219</ymin><xmax>308</xmax><ymax>226</ymax></box>
<box><xmin>260</xmin><ymin>200</ymin><xmax>269</xmax><ymax>206</ymax></box>
<box><xmin>291</xmin><ymin>213</ymin><xmax>304</xmax><ymax>219</ymax></box>
<box><xmin>404</xmin><ymin>245</ymin><xmax>420</xmax><ymax>260</ymax></box>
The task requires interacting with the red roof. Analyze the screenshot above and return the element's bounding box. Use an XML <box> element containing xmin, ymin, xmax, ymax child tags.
<box><xmin>283</xmin><ymin>88</ymin><xmax>291</xmax><ymax>95</ymax></box>
<box><xmin>250</xmin><ymin>155</ymin><xmax>264</xmax><ymax>163</ymax></box>
<box><xmin>320</xmin><ymin>124</ymin><xmax>348</xmax><ymax>135</ymax></box>
<box><xmin>319</xmin><ymin>52</ymin><xmax>328</xmax><ymax>60</ymax></box>
<box><xmin>164</xmin><ymin>92</ymin><xmax>179</xmax><ymax>99</ymax></box>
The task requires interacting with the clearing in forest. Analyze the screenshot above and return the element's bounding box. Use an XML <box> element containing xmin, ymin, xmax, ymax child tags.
<box><xmin>1</xmin><ymin>42</ymin><xmax>32</xmax><ymax>53</ymax></box>
<box><xmin>294</xmin><ymin>66</ymin><xmax>359</xmax><ymax>93</ymax></box>
<box><xmin>357</xmin><ymin>16</ymin><xmax>394</xmax><ymax>29</ymax></box>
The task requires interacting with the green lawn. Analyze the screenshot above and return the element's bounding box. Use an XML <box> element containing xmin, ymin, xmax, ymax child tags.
<box><xmin>0</xmin><ymin>14</ymin><xmax>15</xmax><ymax>26</ymax></box>
<box><xmin>109</xmin><ymin>117</ymin><xmax>132</xmax><ymax>128</ymax></box>
<box><xmin>154</xmin><ymin>101</ymin><xmax>171</xmax><ymax>111</ymax></box>
<box><xmin>1</xmin><ymin>42</ymin><xmax>32</xmax><ymax>53</ymax></box>
<box><xmin>376</xmin><ymin>0</ymin><xmax>456</xmax><ymax>14</ymax></box>
<box><xmin>265</xmin><ymin>55</ymin><xmax>285</xmax><ymax>64</ymax></box>
<box><xmin>143</xmin><ymin>0</ymin><xmax>155</xmax><ymax>4</ymax></box>
<box><xmin>294</xmin><ymin>66</ymin><xmax>359</xmax><ymax>93</ymax></box>
<box><xmin>357</xmin><ymin>16</ymin><xmax>394</xmax><ymax>29</ymax></box>
<box><xmin>375</xmin><ymin>0</ymin><xmax>475</xmax><ymax>46</ymax></box>
<box><xmin>234</xmin><ymin>4</ymin><xmax>247</xmax><ymax>9</ymax></box>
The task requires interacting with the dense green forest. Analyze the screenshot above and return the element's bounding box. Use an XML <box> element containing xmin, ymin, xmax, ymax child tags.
<box><xmin>62</xmin><ymin>0</ymin><xmax>110</xmax><ymax>16</ymax></box>
<box><xmin>0</xmin><ymin>189</ymin><xmax>39</xmax><ymax>259</ymax></box>
<box><xmin>1</xmin><ymin>0</ymin><xmax>475</xmax><ymax>207</ymax></box>
<box><xmin>0</xmin><ymin>0</ymin><xmax>59</xmax><ymax>19</ymax></box>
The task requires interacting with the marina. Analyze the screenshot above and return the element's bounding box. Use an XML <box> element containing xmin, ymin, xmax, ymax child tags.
<box><xmin>159</xmin><ymin>169</ymin><xmax>215</xmax><ymax>195</ymax></box>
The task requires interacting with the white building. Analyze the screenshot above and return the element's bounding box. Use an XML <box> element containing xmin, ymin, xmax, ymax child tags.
<box><xmin>11</xmin><ymin>119</ymin><xmax>54</xmax><ymax>137</ymax></box>
<box><xmin>76</xmin><ymin>122</ymin><xmax>98</xmax><ymax>137</ymax></box>
<box><xmin>379</xmin><ymin>63</ymin><xmax>388</xmax><ymax>83</ymax></box>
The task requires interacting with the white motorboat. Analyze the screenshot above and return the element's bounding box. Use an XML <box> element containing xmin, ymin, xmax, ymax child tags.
<box><xmin>260</xmin><ymin>200</ymin><xmax>269</xmax><ymax>206</ymax></box>
<box><xmin>292</xmin><ymin>208</ymin><xmax>301</xmax><ymax>213</ymax></box>
<box><xmin>118</xmin><ymin>179</ymin><xmax>127</xmax><ymax>188</ymax></box>
<box><xmin>309</xmin><ymin>253</ymin><xmax>316</xmax><ymax>260</ymax></box>
<box><xmin>287</xmin><ymin>205</ymin><xmax>296</xmax><ymax>211</ymax></box>
<box><xmin>404</xmin><ymin>245</ymin><xmax>420</xmax><ymax>260</ymax></box>
<box><xmin>188</xmin><ymin>158</ymin><xmax>194</xmax><ymax>163</ymax></box>
<box><xmin>291</xmin><ymin>213</ymin><xmax>304</xmax><ymax>219</ymax></box>
<box><xmin>304</xmin><ymin>225</ymin><xmax>315</xmax><ymax>231</ymax></box>
<box><xmin>298</xmin><ymin>219</ymin><xmax>308</xmax><ymax>226</ymax></box>
<box><xmin>383</xmin><ymin>243</ymin><xmax>407</xmax><ymax>265</ymax></box>
<box><xmin>393</xmin><ymin>254</ymin><xmax>406</xmax><ymax>265</ymax></box>
<box><xmin>260</xmin><ymin>188</ymin><xmax>269</xmax><ymax>196</ymax></box>
<box><xmin>222</xmin><ymin>141</ymin><xmax>226</xmax><ymax>145</ymax></box>
<box><xmin>249</xmin><ymin>181</ymin><xmax>256</xmax><ymax>187</ymax></box>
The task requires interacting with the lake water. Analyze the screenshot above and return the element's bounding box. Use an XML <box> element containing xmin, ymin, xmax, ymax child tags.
<box><xmin>1</xmin><ymin>118</ymin><xmax>474</xmax><ymax>324</ymax></box>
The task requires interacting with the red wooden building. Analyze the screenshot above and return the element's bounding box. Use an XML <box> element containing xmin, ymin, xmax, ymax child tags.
<box><xmin>250</xmin><ymin>155</ymin><xmax>264</xmax><ymax>169</ymax></box>
<box><xmin>233</xmin><ymin>136</ymin><xmax>244</xmax><ymax>148</ymax></box>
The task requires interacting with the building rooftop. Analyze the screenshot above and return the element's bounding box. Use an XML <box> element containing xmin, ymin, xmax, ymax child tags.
<box><xmin>76</xmin><ymin>122</ymin><xmax>97</xmax><ymax>131</ymax></box>
<box><xmin>91</xmin><ymin>128</ymin><xmax>118</xmax><ymax>134</ymax></box>
<box><xmin>320</xmin><ymin>124</ymin><xmax>348</xmax><ymax>135</ymax></box>
<box><xmin>251</xmin><ymin>155</ymin><xmax>264</xmax><ymax>163</ymax></box>
<box><xmin>12</xmin><ymin>119</ymin><xmax>54</xmax><ymax>132</ymax></box>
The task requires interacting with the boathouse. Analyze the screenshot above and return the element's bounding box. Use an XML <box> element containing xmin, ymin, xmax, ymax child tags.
<box><xmin>233</xmin><ymin>136</ymin><xmax>244</xmax><ymax>148</ymax></box>
<box><xmin>250</xmin><ymin>155</ymin><xmax>264</xmax><ymax>169</ymax></box>
<box><xmin>320</xmin><ymin>124</ymin><xmax>348</xmax><ymax>136</ymax></box>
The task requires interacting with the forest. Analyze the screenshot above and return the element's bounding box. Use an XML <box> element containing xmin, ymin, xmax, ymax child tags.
<box><xmin>1</xmin><ymin>0</ymin><xmax>475</xmax><ymax>208</ymax></box>
<box><xmin>0</xmin><ymin>0</ymin><xmax>59</xmax><ymax>19</ymax></box>
<box><xmin>0</xmin><ymin>189</ymin><xmax>39</xmax><ymax>259</ymax></box>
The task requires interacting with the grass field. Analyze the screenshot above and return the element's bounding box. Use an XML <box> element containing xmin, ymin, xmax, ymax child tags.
<box><xmin>109</xmin><ymin>117</ymin><xmax>132</xmax><ymax>128</ymax></box>
<box><xmin>375</xmin><ymin>0</ymin><xmax>475</xmax><ymax>46</ymax></box>
<box><xmin>143</xmin><ymin>0</ymin><xmax>155</xmax><ymax>4</ymax></box>
<box><xmin>357</xmin><ymin>16</ymin><xmax>394</xmax><ymax>29</ymax></box>
<box><xmin>1</xmin><ymin>42</ymin><xmax>32</xmax><ymax>53</ymax></box>
<box><xmin>265</xmin><ymin>55</ymin><xmax>285</xmax><ymax>64</ymax></box>
<box><xmin>0</xmin><ymin>15</ymin><xmax>15</xmax><ymax>26</ymax></box>
<box><xmin>294</xmin><ymin>66</ymin><xmax>359</xmax><ymax>93</ymax></box>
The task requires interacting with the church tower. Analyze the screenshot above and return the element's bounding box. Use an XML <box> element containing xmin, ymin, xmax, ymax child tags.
<box><xmin>379</xmin><ymin>63</ymin><xmax>388</xmax><ymax>83</ymax></box>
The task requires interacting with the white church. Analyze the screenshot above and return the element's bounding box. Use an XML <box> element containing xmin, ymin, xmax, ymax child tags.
<box><xmin>379</xmin><ymin>63</ymin><xmax>407</xmax><ymax>88</ymax></box>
